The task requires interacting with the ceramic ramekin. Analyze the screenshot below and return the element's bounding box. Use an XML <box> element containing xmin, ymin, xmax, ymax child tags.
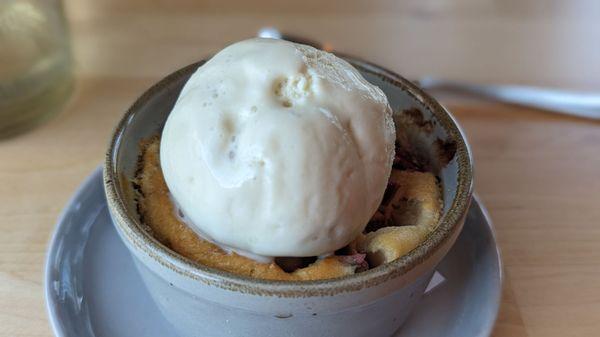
<box><xmin>104</xmin><ymin>57</ymin><xmax>473</xmax><ymax>337</ymax></box>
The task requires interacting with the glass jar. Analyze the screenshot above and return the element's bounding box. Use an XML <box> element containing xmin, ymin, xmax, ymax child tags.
<box><xmin>0</xmin><ymin>0</ymin><xmax>73</xmax><ymax>138</ymax></box>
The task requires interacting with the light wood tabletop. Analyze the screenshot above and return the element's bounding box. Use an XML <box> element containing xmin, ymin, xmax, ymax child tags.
<box><xmin>1</xmin><ymin>1</ymin><xmax>599</xmax><ymax>336</ymax></box>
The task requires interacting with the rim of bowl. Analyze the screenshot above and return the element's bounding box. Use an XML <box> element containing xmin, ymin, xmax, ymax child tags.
<box><xmin>104</xmin><ymin>56</ymin><xmax>474</xmax><ymax>297</ymax></box>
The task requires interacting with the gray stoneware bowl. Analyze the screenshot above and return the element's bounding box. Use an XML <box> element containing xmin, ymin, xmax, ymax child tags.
<box><xmin>104</xmin><ymin>57</ymin><xmax>473</xmax><ymax>337</ymax></box>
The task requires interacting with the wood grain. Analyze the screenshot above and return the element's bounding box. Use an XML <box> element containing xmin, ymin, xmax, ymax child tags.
<box><xmin>1</xmin><ymin>1</ymin><xmax>599</xmax><ymax>336</ymax></box>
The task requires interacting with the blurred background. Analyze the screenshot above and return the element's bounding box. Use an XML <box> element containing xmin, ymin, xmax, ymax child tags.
<box><xmin>1</xmin><ymin>1</ymin><xmax>599</xmax><ymax>336</ymax></box>
<box><xmin>66</xmin><ymin>0</ymin><xmax>600</xmax><ymax>91</ymax></box>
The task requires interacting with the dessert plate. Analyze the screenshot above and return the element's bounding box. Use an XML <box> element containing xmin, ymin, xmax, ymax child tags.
<box><xmin>46</xmin><ymin>167</ymin><xmax>502</xmax><ymax>337</ymax></box>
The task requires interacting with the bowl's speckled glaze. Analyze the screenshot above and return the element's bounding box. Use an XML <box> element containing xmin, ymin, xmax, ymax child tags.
<box><xmin>103</xmin><ymin>56</ymin><xmax>473</xmax><ymax>337</ymax></box>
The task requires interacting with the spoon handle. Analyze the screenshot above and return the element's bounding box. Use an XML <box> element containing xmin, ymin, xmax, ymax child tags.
<box><xmin>418</xmin><ymin>78</ymin><xmax>600</xmax><ymax>120</ymax></box>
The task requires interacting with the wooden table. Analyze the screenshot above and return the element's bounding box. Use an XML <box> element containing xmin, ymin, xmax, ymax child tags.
<box><xmin>1</xmin><ymin>1</ymin><xmax>599</xmax><ymax>336</ymax></box>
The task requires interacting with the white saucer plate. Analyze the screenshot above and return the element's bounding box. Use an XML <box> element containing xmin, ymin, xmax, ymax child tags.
<box><xmin>45</xmin><ymin>167</ymin><xmax>502</xmax><ymax>337</ymax></box>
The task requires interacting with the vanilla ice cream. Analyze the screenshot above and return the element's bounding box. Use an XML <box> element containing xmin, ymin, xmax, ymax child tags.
<box><xmin>160</xmin><ymin>38</ymin><xmax>395</xmax><ymax>257</ymax></box>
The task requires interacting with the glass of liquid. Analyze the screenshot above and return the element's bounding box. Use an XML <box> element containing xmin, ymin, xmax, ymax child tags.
<box><xmin>0</xmin><ymin>0</ymin><xmax>73</xmax><ymax>138</ymax></box>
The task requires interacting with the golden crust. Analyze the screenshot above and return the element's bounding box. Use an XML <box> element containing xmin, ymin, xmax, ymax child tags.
<box><xmin>386</xmin><ymin>170</ymin><xmax>441</xmax><ymax>230</ymax></box>
<box><xmin>357</xmin><ymin>226</ymin><xmax>427</xmax><ymax>266</ymax></box>
<box><xmin>357</xmin><ymin>171</ymin><xmax>442</xmax><ymax>266</ymax></box>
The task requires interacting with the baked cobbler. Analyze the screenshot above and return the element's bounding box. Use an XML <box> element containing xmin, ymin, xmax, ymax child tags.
<box><xmin>134</xmin><ymin>136</ymin><xmax>441</xmax><ymax>281</ymax></box>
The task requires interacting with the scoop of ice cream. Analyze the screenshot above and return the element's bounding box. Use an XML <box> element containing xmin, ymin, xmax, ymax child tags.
<box><xmin>160</xmin><ymin>38</ymin><xmax>395</xmax><ymax>257</ymax></box>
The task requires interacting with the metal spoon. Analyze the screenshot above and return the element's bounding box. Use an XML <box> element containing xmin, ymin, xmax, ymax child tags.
<box><xmin>258</xmin><ymin>27</ymin><xmax>600</xmax><ymax>121</ymax></box>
